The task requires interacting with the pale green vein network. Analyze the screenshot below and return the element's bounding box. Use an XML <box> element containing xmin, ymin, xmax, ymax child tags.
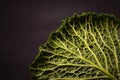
<box><xmin>30</xmin><ymin>12</ymin><xmax>120</xmax><ymax>80</ymax></box>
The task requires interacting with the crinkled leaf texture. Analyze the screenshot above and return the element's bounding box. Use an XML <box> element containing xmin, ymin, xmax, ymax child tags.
<box><xmin>30</xmin><ymin>12</ymin><xmax>120</xmax><ymax>80</ymax></box>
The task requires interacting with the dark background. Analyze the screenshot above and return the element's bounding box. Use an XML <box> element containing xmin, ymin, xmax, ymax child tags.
<box><xmin>1</xmin><ymin>0</ymin><xmax>120</xmax><ymax>80</ymax></box>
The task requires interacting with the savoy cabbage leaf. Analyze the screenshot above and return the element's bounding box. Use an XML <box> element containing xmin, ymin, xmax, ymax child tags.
<box><xmin>30</xmin><ymin>12</ymin><xmax>120</xmax><ymax>80</ymax></box>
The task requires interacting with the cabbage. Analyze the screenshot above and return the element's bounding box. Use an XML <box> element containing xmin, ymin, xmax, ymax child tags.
<box><xmin>30</xmin><ymin>12</ymin><xmax>120</xmax><ymax>80</ymax></box>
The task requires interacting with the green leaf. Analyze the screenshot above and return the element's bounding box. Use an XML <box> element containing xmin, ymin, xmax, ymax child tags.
<box><xmin>30</xmin><ymin>12</ymin><xmax>120</xmax><ymax>80</ymax></box>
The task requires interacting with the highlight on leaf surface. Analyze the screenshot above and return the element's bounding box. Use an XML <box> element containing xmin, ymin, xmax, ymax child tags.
<box><xmin>30</xmin><ymin>12</ymin><xmax>120</xmax><ymax>80</ymax></box>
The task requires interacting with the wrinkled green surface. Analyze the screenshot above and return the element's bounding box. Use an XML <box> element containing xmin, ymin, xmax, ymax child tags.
<box><xmin>30</xmin><ymin>12</ymin><xmax>120</xmax><ymax>80</ymax></box>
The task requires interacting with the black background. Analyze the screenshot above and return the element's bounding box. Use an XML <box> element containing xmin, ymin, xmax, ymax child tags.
<box><xmin>1</xmin><ymin>0</ymin><xmax>120</xmax><ymax>80</ymax></box>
